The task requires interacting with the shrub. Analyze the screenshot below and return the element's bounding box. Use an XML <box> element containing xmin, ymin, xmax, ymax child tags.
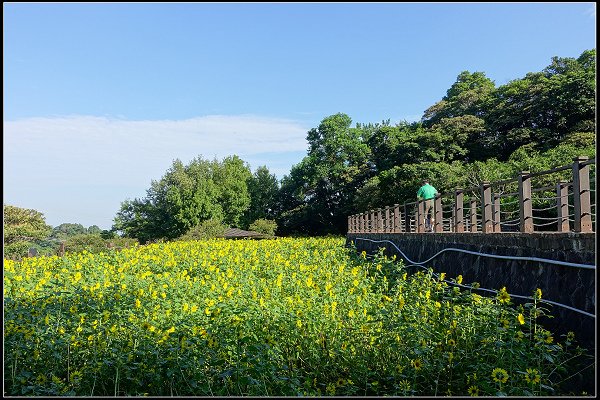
<box><xmin>248</xmin><ymin>218</ymin><xmax>277</xmax><ymax>236</ymax></box>
<box><xmin>179</xmin><ymin>218</ymin><xmax>229</xmax><ymax>241</ymax></box>
<box><xmin>63</xmin><ymin>234</ymin><xmax>109</xmax><ymax>254</ymax></box>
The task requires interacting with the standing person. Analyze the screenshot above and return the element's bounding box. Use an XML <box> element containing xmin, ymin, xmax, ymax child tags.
<box><xmin>416</xmin><ymin>179</ymin><xmax>438</xmax><ymax>232</ymax></box>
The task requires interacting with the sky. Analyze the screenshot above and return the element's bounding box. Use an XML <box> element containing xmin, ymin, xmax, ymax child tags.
<box><xmin>4</xmin><ymin>2</ymin><xmax>597</xmax><ymax>230</ymax></box>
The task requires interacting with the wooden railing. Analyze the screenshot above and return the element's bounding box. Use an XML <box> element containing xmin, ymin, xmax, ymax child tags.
<box><xmin>348</xmin><ymin>156</ymin><xmax>596</xmax><ymax>234</ymax></box>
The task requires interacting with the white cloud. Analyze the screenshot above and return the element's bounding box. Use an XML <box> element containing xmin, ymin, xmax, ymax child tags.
<box><xmin>585</xmin><ymin>3</ymin><xmax>595</xmax><ymax>18</ymax></box>
<box><xmin>4</xmin><ymin>114</ymin><xmax>310</xmax><ymax>228</ymax></box>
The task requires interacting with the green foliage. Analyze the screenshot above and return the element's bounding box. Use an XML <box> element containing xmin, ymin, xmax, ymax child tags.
<box><xmin>50</xmin><ymin>223</ymin><xmax>87</xmax><ymax>240</ymax></box>
<box><xmin>63</xmin><ymin>234</ymin><xmax>110</xmax><ymax>255</ymax></box>
<box><xmin>108</xmin><ymin>49</ymin><xmax>595</xmax><ymax>237</ymax></box>
<box><xmin>3</xmin><ymin>242</ymin><xmax>33</xmax><ymax>261</ymax></box>
<box><xmin>242</xmin><ymin>166</ymin><xmax>280</xmax><ymax>229</ymax></box>
<box><xmin>178</xmin><ymin>218</ymin><xmax>229</xmax><ymax>241</ymax></box>
<box><xmin>87</xmin><ymin>225</ymin><xmax>102</xmax><ymax>235</ymax></box>
<box><xmin>113</xmin><ymin>155</ymin><xmax>252</xmax><ymax>242</ymax></box>
<box><xmin>248</xmin><ymin>218</ymin><xmax>277</xmax><ymax>236</ymax></box>
<box><xmin>3</xmin><ymin>238</ymin><xmax>592</xmax><ymax>396</ymax></box>
<box><xmin>62</xmin><ymin>234</ymin><xmax>138</xmax><ymax>255</ymax></box>
<box><xmin>290</xmin><ymin>49</ymin><xmax>594</xmax><ymax>234</ymax></box>
<box><xmin>3</xmin><ymin>205</ymin><xmax>52</xmax><ymax>260</ymax></box>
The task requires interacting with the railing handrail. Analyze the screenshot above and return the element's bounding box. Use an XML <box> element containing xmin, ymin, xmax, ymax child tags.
<box><xmin>348</xmin><ymin>156</ymin><xmax>595</xmax><ymax>234</ymax></box>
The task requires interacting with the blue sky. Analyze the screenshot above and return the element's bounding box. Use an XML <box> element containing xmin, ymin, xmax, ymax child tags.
<box><xmin>4</xmin><ymin>2</ymin><xmax>596</xmax><ymax>230</ymax></box>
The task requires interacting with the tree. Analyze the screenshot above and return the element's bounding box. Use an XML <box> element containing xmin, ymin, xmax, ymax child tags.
<box><xmin>87</xmin><ymin>225</ymin><xmax>102</xmax><ymax>235</ymax></box>
<box><xmin>178</xmin><ymin>218</ymin><xmax>229</xmax><ymax>241</ymax></box>
<box><xmin>430</xmin><ymin>115</ymin><xmax>487</xmax><ymax>162</ymax></box>
<box><xmin>213</xmin><ymin>155</ymin><xmax>253</xmax><ymax>227</ymax></box>
<box><xmin>485</xmin><ymin>49</ymin><xmax>596</xmax><ymax>158</ymax></box>
<box><xmin>278</xmin><ymin>113</ymin><xmax>373</xmax><ymax>235</ymax></box>
<box><xmin>242</xmin><ymin>166</ymin><xmax>279</xmax><ymax>229</ymax></box>
<box><xmin>50</xmin><ymin>223</ymin><xmax>87</xmax><ymax>240</ymax></box>
<box><xmin>248</xmin><ymin>218</ymin><xmax>278</xmax><ymax>236</ymax></box>
<box><xmin>113</xmin><ymin>155</ymin><xmax>252</xmax><ymax>242</ymax></box>
<box><xmin>422</xmin><ymin>71</ymin><xmax>495</xmax><ymax>126</ymax></box>
<box><xmin>3</xmin><ymin>205</ymin><xmax>52</xmax><ymax>259</ymax></box>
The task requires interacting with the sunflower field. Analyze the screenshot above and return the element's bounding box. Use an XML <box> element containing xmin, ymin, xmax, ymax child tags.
<box><xmin>3</xmin><ymin>237</ymin><xmax>593</xmax><ymax>396</ymax></box>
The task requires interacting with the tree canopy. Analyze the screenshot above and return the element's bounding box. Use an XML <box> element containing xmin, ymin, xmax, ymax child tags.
<box><xmin>106</xmin><ymin>48</ymin><xmax>595</xmax><ymax>240</ymax></box>
<box><xmin>3</xmin><ymin>205</ymin><xmax>53</xmax><ymax>259</ymax></box>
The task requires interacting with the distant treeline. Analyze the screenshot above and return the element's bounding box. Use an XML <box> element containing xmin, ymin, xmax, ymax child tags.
<box><xmin>4</xmin><ymin>49</ymin><xmax>595</xmax><ymax>251</ymax></box>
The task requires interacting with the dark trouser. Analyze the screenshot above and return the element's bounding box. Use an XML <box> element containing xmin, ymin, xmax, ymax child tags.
<box><xmin>424</xmin><ymin>199</ymin><xmax>434</xmax><ymax>230</ymax></box>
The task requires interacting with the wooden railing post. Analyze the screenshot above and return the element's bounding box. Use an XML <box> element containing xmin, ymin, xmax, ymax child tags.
<box><xmin>348</xmin><ymin>215</ymin><xmax>352</xmax><ymax>233</ymax></box>
<box><xmin>556</xmin><ymin>181</ymin><xmax>570</xmax><ymax>232</ymax></box>
<box><xmin>370</xmin><ymin>210</ymin><xmax>376</xmax><ymax>233</ymax></box>
<box><xmin>361</xmin><ymin>213</ymin><xmax>367</xmax><ymax>233</ymax></box>
<box><xmin>404</xmin><ymin>204</ymin><xmax>411</xmax><ymax>233</ymax></box>
<box><xmin>434</xmin><ymin>194</ymin><xmax>443</xmax><ymax>233</ymax></box>
<box><xmin>393</xmin><ymin>204</ymin><xmax>401</xmax><ymax>233</ymax></box>
<box><xmin>572</xmin><ymin>156</ymin><xmax>592</xmax><ymax>233</ymax></box>
<box><xmin>493</xmin><ymin>194</ymin><xmax>501</xmax><ymax>232</ymax></box>
<box><xmin>518</xmin><ymin>171</ymin><xmax>533</xmax><ymax>233</ymax></box>
<box><xmin>376</xmin><ymin>208</ymin><xmax>383</xmax><ymax>233</ymax></box>
<box><xmin>454</xmin><ymin>190</ymin><xmax>464</xmax><ymax>233</ymax></box>
<box><xmin>416</xmin><ymin>200</ymin><xmax>425</xmax><ymax>233</ymax></box>
<box><xmin>481</xmin><ymin>182</ymin><xmax>493</xmax><ymax>233</ymax></box>
<box><xmin>384</xmin><ymin>206</ymin><xmax>391</xmax><ymax>233</ymax></box>
<box><xmin>470</xmin><ymin>199</ymin><xmax>478</xmax><ymax>232</ymax></box>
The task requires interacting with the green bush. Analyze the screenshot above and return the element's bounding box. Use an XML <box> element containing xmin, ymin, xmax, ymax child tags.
<box><xmin>249</xmin><ymin>218</ymin><xmax>277</xmax><ymax>236</ymax></box>
<box><xmin>3</xmin><ymin>241</ymin><xmax>32</xmax><ymax>260</ymax></box>
<box><xmin>179</xmin><ymin>218</ymin><xmax>229</xmax><ymax>241</ymax></box>
<box><xmin>64</xmin><ymin>234</ymin><xmax>108</xmax><ymax>255</ymax></box>
<box><xmin>63</xmin><ymin>234</ymin><xmax>138</xmax><ymax>255</ymax></box>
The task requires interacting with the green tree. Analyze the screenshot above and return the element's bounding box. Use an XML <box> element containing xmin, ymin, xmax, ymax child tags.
<box><xmin>278</xmin><ymin>113</ymin><xmax>373</xmax><ymax>235</ymax></box>
<box><xmin>242</xmin><ymin>166</ymin><xmax>279</xmax><ymax>229</ymax></box>
<box><xmin>87</xmin><ymin>225</ymin><xmax>102</xmax><ymax>235</ymax></box>
<box><xmin>486</xmin><ymin>49</ymin><xmax>596</xmax><ymax>158</ymax></box>
<box><xmin>3</xmin><ymin>205</ymin><xmax>52</xmax><ymax>259</ymax></box>
<box><xmin>248</xmin><ymin>218</ymin><xmax>278</xmax><ymax>236</ymax></box>
<box><xmin>63</xmin><ymin>234</ymin><xmax>109</xmax><ymax>255</ymax></box>
<box><xmin>113</xmin><ymin>155</ymin><xmax>252</xmax><ymax>242</ymax></box>
<box><xmin>178</xmin><ymin>218</ymin><xmax>228</xmax><ymax>241</ymax></box>
<box><xmin>50</xmin><ymin>223</ymin><xmax>87</xmax><ymax>240</ymax></box>
<box><xmin>213</xmin><ymin>155</ymin><xmax>253</xmax><ymax>227</ymax></box>
<box><xmin>422</xmin><ymin>71</ymin><xmax>496</xmax><ymax>126</ymax></box>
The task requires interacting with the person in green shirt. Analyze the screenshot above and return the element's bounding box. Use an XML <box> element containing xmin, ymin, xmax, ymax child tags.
<box><xmin>416</xmin><ymin>179</ymin><xmax>438</xmax><ymax>232</ymax></box>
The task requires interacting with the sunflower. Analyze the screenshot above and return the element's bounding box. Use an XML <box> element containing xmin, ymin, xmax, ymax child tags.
<box><xmin>517</xmin><ymin>313</ymin><xmax>525</xmax><ymax>325</ymax></box>
<box><xmin>524</xmin><ymin>368</ymin><xmax>541</xmax><ymax>384</ymax></box>
<box><xmin>467</xmin><ymin>385</ymin><xmax>479</xmax><ymax>396</ymax></box>
<box><xmin>497</xmin><ymin>287</ymin><xmax>511</xmax><ymax>304</ymax></box>
<box><xmin>398</xmin><ymin>380</ymin><xmax>411</xmax><ymax>392</ymax></box>
<box><xmin>491</xmin><ymin>368</ymin><xmax>509</xmax><ymax>383</ymax></box>
<box><xmin>412</xmin><ymin>358</ymin><xmax>423</xmax><ymax>370</ymax></box>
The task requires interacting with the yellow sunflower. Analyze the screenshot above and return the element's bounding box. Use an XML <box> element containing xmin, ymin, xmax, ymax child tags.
<box><xmin>491</xmin><ymin>368</ymin><xmax>509</xmax><ymax>383</ymax></box>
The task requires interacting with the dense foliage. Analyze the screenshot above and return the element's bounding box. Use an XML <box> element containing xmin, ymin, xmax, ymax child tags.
<box><xmin>106</xmin><ymin>49</ymin><xmax>594</xmax><ymax>240</ymax></box>
<box><xmin>274</xmin><ymin>49</ymin><xmax>595</xmax><ymax>235</ymax></box>
<box><xmin>4</xmin><ymin>238</ymin><xmax>592</xmax><ymax>396</ymax></box>
<box><xmin>3</xmin><ymin>205</ymin><xmax>53</xmax><ymax>260</ymax></box>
